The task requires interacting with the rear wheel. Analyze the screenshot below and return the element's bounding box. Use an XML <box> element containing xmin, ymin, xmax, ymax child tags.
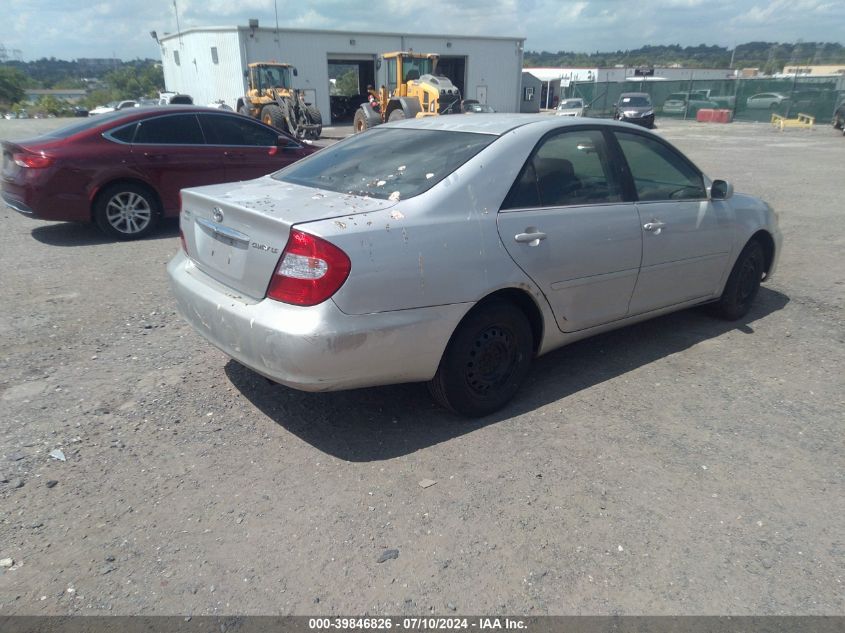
<box><xmin>304</xmin><ymin>105</ymin><xmax>322</xmax><ymax>139</ymax></box>
<box><xmin>428</xmin><ymin>301</ymin><xmax>533</xmax><ymax>417</ymax></box>
<box><xmin>711</xmin><ymin>240</ymin><xmax>765</xmax><ymax>320</ymax></box>
<box><xmin>94</xmin><ymin>183</ymin><xmax>160</xmax><ymax>240</ymax></box>
<box><xmin>353</xmin><ymin>108</ymin><xmax>371</xmax><ymax>133</ymax></box>
<box><xmin>388</xmin><ymin>108</ymin><xmax>406</xmax><ymax>122</ymax></box>
<box><xmin>261</xmin><ymin>104</ymin><xmax>286</xmax><ymax>130</ymax></box>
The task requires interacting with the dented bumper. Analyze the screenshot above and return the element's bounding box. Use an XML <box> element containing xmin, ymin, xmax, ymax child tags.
<box><xmin>167</xmin><ymin>251</ymin><xmax>469</xmax><ymax>391</ymax></box>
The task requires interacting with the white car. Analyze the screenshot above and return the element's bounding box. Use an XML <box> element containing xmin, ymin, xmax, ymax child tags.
<box><xmin>555</xmin><ymin>98</ymin><xmax>587</xmax><ymax>117</ymax></box>
<box><xmin>168</xmin><ymin>115</ymin><xmax>782</xmax><ymax>416</ymax></box>
<box><xmin>745</xmin><ymin>93</ymin><xmax>789</xmax><ymax>110</ymax></box>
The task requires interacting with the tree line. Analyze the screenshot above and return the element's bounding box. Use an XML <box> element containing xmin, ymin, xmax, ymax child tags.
<box><xmin>523</xmin><ymin>41</ymin><xmax>845</xmax><ymax>74</ymax></box>
<box><xmin>0</xmin><ymin>59</ymin><xmax>164</xmax><ymax>113</ymax></box>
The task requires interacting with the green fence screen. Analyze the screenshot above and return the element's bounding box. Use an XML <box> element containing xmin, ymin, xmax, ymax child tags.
<box><xmin>565</xmin><ymin>76</ymin><xmax>844</xmax><ymax>123</ymax></box>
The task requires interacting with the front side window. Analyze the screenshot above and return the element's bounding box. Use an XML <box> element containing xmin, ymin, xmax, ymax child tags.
<box><xmin>134</xmin><ymin>114</ymin><xmax>204</xmax><ymax>145</ymax></box>
<box><xmin>274</xmin><ymin>128</ymin><xmax>494</xmax><ymax>200</ymax></box>
<box><xmin>402</xmin><ymin>56</ymin><xmax>433</xmax><ymax>82</ymax></box>
<box><xmin>198</xmin><ymin>114</ymin><xmax>281</xmax><ymax>146</ymax></box>
<box><xmin>502</xmin><ymin>129</ymin><xmax>623</xmax><ymax>209</ymax></box>
<box><xmin>615</xmin><ymin>131</ymin><xmax>706</xmax><ymax>202</ymax></box>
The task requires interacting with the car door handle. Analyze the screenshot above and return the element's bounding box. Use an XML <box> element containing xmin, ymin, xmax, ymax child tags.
<box><xmin>514</xmin><ymin>231</ymin><xmax>547</xmax><ymax>244</ymax></box>
<box><xmin>643</xmin><ymin>221</ymin><xmax>666</xmax><ymax>232</ymax></box>
<box><xmin>224</xmin><ymin>152</ymin><xmax>246</xmax><ymax>160</ymax></box>
<box><xmin>143</xmin><ymin>152</ymin><xmax>168</xmax><ymax>161</ymax></box>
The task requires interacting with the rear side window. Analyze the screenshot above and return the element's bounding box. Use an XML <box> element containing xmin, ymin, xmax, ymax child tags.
<box><xmin>274</xmin><ymin>128</ymin><xmax>495</xmax><ymax>200</ymax></box>
<box><xmin>502</xmin><ymin>129</ymin><xmax>622</xmax><ymax>209</ymax></box>
<box><xmin>108</xmin><ymin>123</ymin><xmax>137</xmax><ymax>143</ymax></box>
<box><xmin>198</xmin><ymin>114</ymin><xmax>281</xmax><ymax>147</ymax></box>
<box><xmin>615</xmin><ymin>131</ymin><xmax>706</xmax><ymax>202</ymax></box>
<box><xmin>134</xmin><ymin>115</ymin><xmax>204</xmax><ymax>145</ymax></box>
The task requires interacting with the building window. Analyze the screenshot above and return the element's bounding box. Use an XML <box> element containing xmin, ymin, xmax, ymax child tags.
<box><xmin>174</xmin><ymin>50</ymin><xmax>180</xmax><ymax>66</ymax></box>
<box><xmin>211</xmin><ymin>47</ymin><xmax>219</xmax><ymax>64</ymax></box>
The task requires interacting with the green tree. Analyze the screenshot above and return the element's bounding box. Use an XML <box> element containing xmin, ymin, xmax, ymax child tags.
<box><xmin>0</xmin><ymin>66</ymin><xmax>26</xmax><ymax>105</ymax></box>
<box><xmin>103</xmin><ymin>63</ymin><xmax>164</xmax><ymax>99</ymax></box>
<box><xmin>335</xmin><ymin>70</ymin><xmax>359</xmax><ymax>96</ymax></box>
<box><xmin>34</xmin><ymin>95</ymin><xmax>70</xmax><ymax>116</ymax></box>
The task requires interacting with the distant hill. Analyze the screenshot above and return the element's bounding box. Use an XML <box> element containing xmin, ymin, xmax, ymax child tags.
<box><xmin>1</xmin><ymin>57</ymin><xmax>159</xmax><ymax>89</ymax></box>
<box><xmin>523</xmin><ymin>42</ymin><xmax>845</xmax><ymax>74</ymax></box>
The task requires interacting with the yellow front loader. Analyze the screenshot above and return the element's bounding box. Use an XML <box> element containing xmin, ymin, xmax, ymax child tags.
<box><xmin>353</xmin><ymin>52</ymin><xmax>462</xmax><ymax>132</ymax></box>
<box><xmin>237</xmin><ymin>62</ymin><xmax>322</xmax><ymax>140</ymax></box>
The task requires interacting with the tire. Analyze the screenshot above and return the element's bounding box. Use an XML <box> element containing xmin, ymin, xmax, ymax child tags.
<box><xmin>238</xmin><ymin>104</ymin><xmax>250</xmax><ymax>117</ymax></box>
<box><xmin>94</xmin><ymin>183</ymin><xmax>160</xmax><ymax>240</ymax></box>
<box><xmin>261</xmin><ymin>104</ymin><xmax>286</xmax><ymax>130</ymax></box>
<box><xmin>388</xmin><ymin>108</ymin><xmax>406</xmax><ymax>122</ymax></box>
<box><xmin>428</xmin><ymin>301</ymin><xmax>533</xmax><ymax>417</ymax></box>
<box><xmin>711</xmin><ymin>240</ymin><xmax>765</xmax><ymax>320</ymax></box>
<box><xmin>353</xmin><ymin>108</ymin><xmax>371</xmax><ymax>133</ymax></box>
<box><xmin>304</xmin><ymin>105</ymin><xmax>322</xmax><ymax>140</ymax></box>
<box><xmin>834</xmin><ymin>115</ymin><xmax>844</xmax><ymax>130</ymax></box>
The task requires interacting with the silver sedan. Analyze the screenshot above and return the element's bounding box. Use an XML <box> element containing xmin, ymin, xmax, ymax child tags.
<box><xmin>168</xmin><ymin>115</ymin><xmax>781</xmax><ymax>416</ymax></box>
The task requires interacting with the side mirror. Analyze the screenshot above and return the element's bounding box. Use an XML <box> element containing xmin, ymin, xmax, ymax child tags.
<box><xmin>292</xmin><ymin>68</ymin><xmax>298</xmax><ymax>77</ymax></box>
<box><xmin>710</xmin><ymin>179</ymin><xmax>733</xmax><ymax>200</ymax></box>
<box><xmin>376</xmin><ymin>58</ymin><xmax>382</xmax><ymax>70</ymax></box>
<box><xmin>243</xmin><ymin>69</ymin><xmax>249</xmax><ymax>78</ymax></box>
<box><xmin>278</xmin><ymin>135</ymin><xmax>299</xmax><ymax>148</ymax></box>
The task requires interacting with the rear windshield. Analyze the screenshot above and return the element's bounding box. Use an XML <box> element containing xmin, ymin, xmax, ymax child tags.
<box><xmin>273</xmin><ymin>128</ymin><xmax>496</xmax><ymax>200</ymax></box>
<box><xmin>40</xmin><ymin>111</ymin><xmax>133</xmax><ymax>139</ymax></box>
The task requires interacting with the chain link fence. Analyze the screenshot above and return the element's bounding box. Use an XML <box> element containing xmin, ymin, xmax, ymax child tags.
<box><xmin>566</xmin><ymin>75</ymin><xmax>845</xmax><ymax>124</ymax></box>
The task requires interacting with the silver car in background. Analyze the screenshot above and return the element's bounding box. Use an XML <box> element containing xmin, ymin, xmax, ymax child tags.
<box><xmin>555</xmin><ymin>98</ymin><xmax>587</xmax><ymax>117</ymax></box>
<box><xmin>168</xmin><ymin>115</ymin><xmax>781</xmax><ymax>416</ymax></box>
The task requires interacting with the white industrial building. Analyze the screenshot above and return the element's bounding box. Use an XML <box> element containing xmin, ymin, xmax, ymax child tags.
<box><xmin>157</xmin><ymin>23</ymin><xmax>525</xmax><ymax>123</ymax></box>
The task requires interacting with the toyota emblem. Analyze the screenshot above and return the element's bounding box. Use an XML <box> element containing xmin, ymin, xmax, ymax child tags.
<box><xmin>212</xmin><ymin>207</ymin><xmax>224</xmax><ymax>223</ymax></box>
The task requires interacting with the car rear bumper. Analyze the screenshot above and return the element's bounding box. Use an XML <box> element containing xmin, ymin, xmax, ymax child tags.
<box><xmin>2</xmin><ymin>175</ymin><xmax>90</xmax><ymax>222</ymax></box>
<box><xmin>2</xmin><ymin>190</ymin><xmax>34</xmax><ymax>215</ymax></box>
<box><xmin>167</xmin><ymin>251</ymin><xmax>469</xmax><ymax>392</ymax></box>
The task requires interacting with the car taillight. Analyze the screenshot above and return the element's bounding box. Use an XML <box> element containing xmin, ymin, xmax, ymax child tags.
<box><xmin>266</xmin><ymin>229</ymin><xmax>351</xmax><ymax>306</ymax></box>
<box><xmin>13</xmin><ymin>152</ymin><xmax>52</xmax><ymax>169</ymax></box>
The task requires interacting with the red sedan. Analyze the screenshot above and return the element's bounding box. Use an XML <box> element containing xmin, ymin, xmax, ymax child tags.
<box><xmin>1</xmin><ymin>106</ymin><xmax>316</xmax><ymax>239</ymax></box>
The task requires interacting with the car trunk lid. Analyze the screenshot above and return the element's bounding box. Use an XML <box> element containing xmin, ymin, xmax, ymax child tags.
<box><xmin>180</xmin><ymin>176</ymin><xmax>398</xmax><ymax>300</ymax></box>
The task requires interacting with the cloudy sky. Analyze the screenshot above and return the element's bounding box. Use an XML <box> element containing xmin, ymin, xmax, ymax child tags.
<box><xmin>2</xmin><ymin>0</ymin><xmax>844</xmax><ymax>61</ymax></box>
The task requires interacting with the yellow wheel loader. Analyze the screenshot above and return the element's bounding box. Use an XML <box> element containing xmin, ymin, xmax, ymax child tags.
<box><xmin>353</xmin><ymin>52</ymin><xmax>462</xmax><ymax>133</ymax></box>
<box><xmin>237</xmin><ymin>62</ymin><xmax>322</xmax><ymax>140</ymax></box>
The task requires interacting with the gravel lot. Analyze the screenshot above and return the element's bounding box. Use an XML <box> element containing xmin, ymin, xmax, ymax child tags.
<box><xmin>0</xmin><ymin>116</ymin><xmax>842</xmax><ymax>616</ymax></box>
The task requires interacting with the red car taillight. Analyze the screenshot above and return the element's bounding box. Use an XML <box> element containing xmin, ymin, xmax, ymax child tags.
<box><xmin>266</xmin><ymin>229</ymin><xmax>351</xmax><ymax>306</ymax></box>
<box><xmin>13</xmin><ymin>152</ymin><xmax>52</xmax><ymax>169</ymax></box>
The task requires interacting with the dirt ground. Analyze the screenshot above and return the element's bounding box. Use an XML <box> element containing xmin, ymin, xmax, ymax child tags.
<box><xmin>0</xmin><ymin>116</ymin><xmax>842</xmax><ymax>616</ymax></box>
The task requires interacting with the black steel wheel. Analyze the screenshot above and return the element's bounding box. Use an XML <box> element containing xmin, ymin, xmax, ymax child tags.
<box><xmin>428</xmin><ymin>301</ymin><xmax>533</xmax><ymax>417</ymax></box>
<box><xmin>711</xmin><ymin>240</ymin><xmax>765</xmax><ymax>320</ymax></box>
